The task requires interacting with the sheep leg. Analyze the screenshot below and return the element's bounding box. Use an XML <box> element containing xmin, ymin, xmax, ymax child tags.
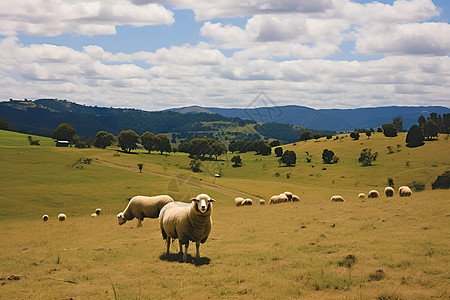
<box><xmin>178</xmin><ymin>240</ymin><xmax>183</xmax><ymax>254</ymax></box>
<box><xmin>183</xmin><ymin>242</ymin><xmax>189</xmax><ymax>262</ymax></box>
<box><xmin>165</xmin><ymin>238</ymin><xmax>171</xmax><ymax>256</ymax></box>
<box><xmin>195</xmin><ymin>241</ymin><xmax>200</xmax><ymax>259</ymax></box>
<box><xmin>137</xmin><ymin>219</ymin><xmax>142</xmax><ymax>228</ymax></box>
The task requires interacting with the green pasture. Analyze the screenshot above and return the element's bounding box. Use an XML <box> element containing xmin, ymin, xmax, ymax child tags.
<box><xmin>0</xmin><ymin>129</ymin><xmax>449</xmax><ymax>299</ymax></box>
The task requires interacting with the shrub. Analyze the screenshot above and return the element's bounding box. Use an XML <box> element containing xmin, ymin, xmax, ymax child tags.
<box><xmin>279</xmin><ymin>150</ymin><xmax>297</xmax><ymax>166</ymax></box>
<box><xmin>387</xmin><ymin>177</ymin><xmax>394</xmax><ymax>187</ymax></box>
<box><xmin>300</xmin><ymin>130</ymin><xmax>313</xmax><ymax>141</ymax></box>
<box><xmin>406</xmin><ymin>125</ymin><xmax>424</xmax><ymax>147</ymax></box>
<box><xmin>27</xmin><ymin>136</ymin><xmax>40</xmax><ymax>146</ymax></box>
<box><xmin>350</xmin><ymin>132</ymin><xmax>360</xmax><ymax>140</ymax></box>
<box><xmin>274</xmin><ymin>147</ymin><xmax>283</xmax><ymax>157</ymax></box>
<box><xmin>358</xmin><ymin>148</ymin><xmax>378</xmax><ymax>166</ymax></box>
<box><xmin>322</xmin><ymin>149</ymin><xmax>338</xmax><ymax>164</ymax></box>
<box><xmin>431</xmin><ymin>171</ymin><xmax>450</xmax><ymax>189</ymax></box>
<box><xmin>382</xmin><ymin>123</ymin><xmax>398</xmax><ymax>137</ymax></box>
<box><xmin>410</xmin><ymin>181</ymin><xmax>425</xmax><ymax>192</ymax></box>
<box><xmin>231</xmin><ymin>155</ymin><xmax>242</xmax><ymax>167</ymax></box>
<box><xmin>422</xmin><ymin>119</ymin><xmax>439</xmax><ymax>140</ymax></box>
<box><xmin>190</xmin><ymin>158</ymin><xmax>202</xmax><ymax>172</ymax></box>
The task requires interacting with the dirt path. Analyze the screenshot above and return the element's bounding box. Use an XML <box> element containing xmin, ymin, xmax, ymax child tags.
<box><xmin>94</xmin><ymin>157</ymin><xmax>257</xmax><ymax>199</ymax></box>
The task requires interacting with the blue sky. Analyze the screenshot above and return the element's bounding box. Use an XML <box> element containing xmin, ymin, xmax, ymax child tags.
<box><xmin>0</xmin><ymin>0</ymin><xmax>449</xmax><ymax>110</ymax></box>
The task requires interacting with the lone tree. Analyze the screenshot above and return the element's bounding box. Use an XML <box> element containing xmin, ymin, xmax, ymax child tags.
<box><xmin>322</xmin><ymin>149</ymin><xmax>338</xmax><ymax>164</ymax></box>
<box><xmin>137</xmin><ymin>163</ymin><xmax>144</xmax><ymax>173</ymax></box>
<box><xmin>118</xmin><ymin>130</ymin><xmax>139</xmax><ymax>152</ymax></box>
<box><xmin>231</xmin><ymin>155</ymin><xmax>242</xmax><ymax>167</ymax></box>
<box><xmin>382</xmin><ymin>123</ymin><xmax>398</xmax><ymax>137</ymax></box>
<box><xmin>274</xmin><ymin>147</ymin><xmax>283</xmax><ymax>157</ymax></box>
<box><xmin>140</xmin><ymin>131</ymin><xmax>157</xmax><ymax>153</ymax></box>
<box><xmin>94</xmin><ymin>131</ymin><xmax>115</xmax><ymax>149</ymax></box>
<box><xmin>300</xmin><ymin>130</ymin><xmax>313</xmax><ymax>141</ymax></box>
<box><xmin>422</xmin><ymin>119</ymin><xmax>439</xmax><ymax>140</ymax></box>
<box><xmin>406</xmin><ymin>125</ymin><xmax>424</xmax><ymax>148</ymax></box>
<box><xmin>52</xmin><ymin>123</ymin><xmax>77</xmax><ymax>144</ymax></box>
<box><xmin>358</xmin><ymin>148</ymin><xmax>378</xmax><ymax>166</ymax></box>
<box><xmin>279</xmin><ymin>150</ymin><xmax>297</xmax><ymax>166</ymax></box>
<box><xmin>350</xmin><ymin>131</ymin><xmax>360</xmax><ymax>140</ymax></box>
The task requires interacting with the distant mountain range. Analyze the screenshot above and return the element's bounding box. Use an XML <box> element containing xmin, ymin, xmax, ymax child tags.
<box><xmin>170</xmin><ymin>105</ymin><xmax>450</xmax><ymax>132</ymax></box>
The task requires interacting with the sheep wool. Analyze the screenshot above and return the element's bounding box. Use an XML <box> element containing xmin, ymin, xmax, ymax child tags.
<box><xmin>159</xmin><ymin>194</ymin><xmax>215</xmax><ymax>261</ymax></box>
<box><xmin>292</xmin><ymin>195</ymin><xmax>300</xmax><ymax>202</ymax></box>
<box><xmin>234</xmin><ymin>197</ymin><xmax>245</xmax><ymax>207</ymax></box>
<box><xmin>118</xmin><ymin>195</ymin><xmax>174</xmax><ymax>227</ymax></box>
<box><xmin>58</xmin><ymin>213</ymin><xmax>67</xmax><ymax>221</ymax></box>
<box><xmin>95</xmin><ymin>208</ymin><xmax>101</xmax><ymax>215</ymax></box>
<box><xmin>242</xmin><ymin>198</ymin><xmax>253</xmax><ymax>206</ymax></box>
<box><xmin>259</xmin><ymin>199</ymin><xmax>265</xmax><ymax>205</ymax></box>
<box><xmin>42</xmin><ymin>214</ymin><xmax>49</xmax><ymax>222</ymax></box>
<box><xmin>384</xmin><ymin>187</ymin><xmax>394</xmax><ymax>197</ymax></box>
<box><xmin>91</xmin><ymin>213</ymin><xmax>97</xmax><ymax>218</ymax></box>
<box><xmin>358</xmin><ymin>193</ymin><xmax>366</xmax><ymax>199</ymax></box>
<box><xmin>331</xmin><ymin>195</ymin><xmax>345</xmax><ymax>202</ymax></box>
<box><xmin>368</xmin><ymin>190</ymin><xmax>379</xmax><ymax>198</ymax></box>
<box><xmin>399</xmin><ymin>186</ymin><xmax>412</xmax><ymax>197</ymax></box>
<box><xmin>283</xmin><ymin>191</ymin><xmax>293</xmax><ymax>202</ymax></box>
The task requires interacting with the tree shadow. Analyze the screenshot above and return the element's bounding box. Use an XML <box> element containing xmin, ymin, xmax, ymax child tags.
<box><xmin>159</xmin><ymin>253</ymin><xmax>210</xmax><ymax>266</ymax></box>
<box><xmin>116</xmin><ymin>150</ymin><xmax>139</xmax><ymax>155</ymax></box>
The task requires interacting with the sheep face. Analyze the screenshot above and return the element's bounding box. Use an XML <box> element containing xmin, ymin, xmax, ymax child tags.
<box><xmin>191</xmin><ymin>194</ymin><xmax>215</xmax><ymax>213</ymax></box>
<box><xmin>117</xmin><ymin>212</ymin><xmax>126</xmax><ymax>225</ymax></box>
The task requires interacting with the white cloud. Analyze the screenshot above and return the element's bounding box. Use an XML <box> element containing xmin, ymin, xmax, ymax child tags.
<box><xmin>0</xmin><ymin>0</ymin><xmax>174</xmax><ymax>36</ymax></box>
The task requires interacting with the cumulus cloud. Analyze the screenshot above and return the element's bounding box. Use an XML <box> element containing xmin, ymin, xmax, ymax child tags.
<box><xmin>0</xmin><ymin>0</ymin><xmax>174</xmax><ymax>36</ymax></box>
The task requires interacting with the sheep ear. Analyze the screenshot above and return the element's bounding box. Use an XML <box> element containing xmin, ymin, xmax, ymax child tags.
<box><xmin>208</xmin><ymin>198</ymin><xmax>216</xmax><ymax>202</ymax></box>
<box><xmin>190</xmin><ymin>198</ymin><xmax>197</xmax><ymax>202</ymax></box>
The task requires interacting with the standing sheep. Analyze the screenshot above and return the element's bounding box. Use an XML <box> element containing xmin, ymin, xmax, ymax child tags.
<box><xmin>117</xmin><ymin>195</ymin><xmax>174</xmax><ymax>227</ymax></box>
<box><xmin>42</xmin><ymin>214</ymin><xmax>49</xmax><ymax>222</ymax></box>
<box><xmin>399</xmin><ymin>186</ymin><xmax>412</xmax><ymax>197</ymax></box>
<box><xmin>331</xmin><ymin>195</ymin><xmax>345</xmax><ymax>202</ymax></box>
<box><xmin>368</xmin><ymin>190</ymin><xmax>379</xmax><ymax>198</ymax></box>
<box><xmin>283</xmin><ymin>191</ymin><xmax>293</xmax><ymax>202</ymax></box>
<box><xmin>58</xmin><ymin>213</ymin><xmax>67</xmax><ymax>221</ymax></box>
<box><xmin>384</xmin><ymin>187</ymin><xmax>394</xmax><ymax>197</ymax></box>
<box><xmin>234</xmin><ymin>197</ymin><xmax>245</xmax><ymax>207</ymax></box>
<box><xmin>159</xmin><ymin>194</ymin><xmax>215</xmax><ymax>261</ymax></box>
<box><xmin>358</xmin><ymin>193</ymin><xmax>366</xmax><ymax>199</ymax></box>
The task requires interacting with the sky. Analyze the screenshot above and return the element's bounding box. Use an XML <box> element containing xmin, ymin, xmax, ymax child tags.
<box><xmin>0</xmin><ymin>0</ymin><xmax>449</xmax><ymax>111</ymax></box>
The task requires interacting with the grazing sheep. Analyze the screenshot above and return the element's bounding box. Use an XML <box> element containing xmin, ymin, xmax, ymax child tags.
<box><xmin>292</xmin><ymin>195</ymin><xmax>300</xmax><ymax>202</ymax></box>
<box><xmin>358</xmin><ymin>193</ymin><xmax>366</xmax><ymax>199</ymax></box>
<box><xmin>58</xmin><ymin>213</ymin><xmax>67</xmax><ymax>221</ymax></box>
<box><xmin>367</xmin><ymin>190</ymin><xmax>379</xmax><ymax>198</ymax></box>
<box><xmin>269</xmin><ymin>193</ymin><xmax>288</xmax><ymax>204</ymax></box>
<box><xmin>159</xmin><ymin>194</ymin><xmax>215</xmax><ymax>261</ymax></box>
<box><xmin>399</xmin><ymin>186</ymin><xmax>412</xmax><ymax>197</ymax></box>
<box><xmin>259</xmin><ymin>199</ymin><xmax>265</xmax><ymax>205</ymax></box>
<box><xmin>234</xmin><ymin>197</ymin><xmax>245</xmax><ymax>207</ymax></box>
<box><xmin>117</xmin><ymin>195</ymin><xmax>174</xmax><ymax>227</ymax></box>
<box><xmin>283</xmin><ymin>191</ymin><xmax>293</xmax><ymax>202</ymax></box>
<box><xmin>241</xmin><ymin>198</ymin><xmax>253</xmax><ymax>206</ymax></box>
<box><xmin>91</xmin><ymin>213</ymin><xmax>97</xmax><ymax>218</ymax></box>
<box><xmin>42</xmin><ymin>214</ymin><xmax>49</xmax><ymax>222</ymax></box>
<box><xmin>384</xmin><ymin>187</ymin><xmax>394</xmax><ymax>197</ymax></box>
<box><xmin>95</xmin><ymin>208</ymin><xmax>101</xmax><ymax>215</ymax></box>
<box><xmin>331</xmin><ymin>195</ymin><xmax>345</xmax><ymax>202</ymax></box>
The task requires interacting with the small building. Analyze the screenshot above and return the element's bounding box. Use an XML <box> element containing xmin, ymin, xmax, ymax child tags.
<box><xmin>56</xmin><ymin>140</ymin><xmax>70</xmax><ymax>147</ymax></box>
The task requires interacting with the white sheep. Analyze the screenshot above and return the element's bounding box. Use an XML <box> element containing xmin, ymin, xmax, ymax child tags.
<box><xmin>384</xmin><ymin>187</ymin><xmax>394</xmax><ymax>197</ymax></box>
<box><xmin>259</xmin><ymin>199</ymin><xmax>265</xmax><ymax>205</ymax></box>
<box><xmin>292</xmin><ymin>195</ymin><xmax>300</xmax><ymax>202</ymax></box>
<box><xmin>159</xmin><ymin>194</ymin><xmax>215</xmax><ymax>261</ymax></box>
<box><xmin>283</xmin><ymin>191</ymin><xmax>293</xmax><ymax>202</ymax></box>
<box><xmin>234</xmin><ymin>197</ymin><xmax>245</xmax><ymax>207</ymax></box>
<box><xmin>58</xmin><ymin>213</ymin><xmax>67</xmax><ymax>221</ymax></box>
<box><xmin>117</xmin><ymin>195</ymin><xmax>174</xmax><ymax>227</ymax></box>
<box><xmin>42</xmin><ymin>214</ymin><xmax>49</xmax><ymax>222</ymax></box>
<box><xmin>331</xmin><ymin>195</ymin><xmax>345</xmax><ymax>202</ymax></box>
<box><xmin>399</xmin><ymin>186</ymin><xmax>412</xmax><ymax>197</ymax></box>
<box><xmin>241</xmin><ymin>198</ymin><xmax>253</xmax><ymax>206</ymax></box>
<box><xmin>95</xmin><ymin>208</ymin><xmax>101</xmax><ymax>215</ymax></box>
<box><xmin>91</xmin><ymin>213</ymin><xmax>97</xmax><ymax>218</ymax></box>
<box><xmin>367</xmin><ymin>190</ymin><xmax>379</xmax><ymax>198</ymax></box>
<box><xmin>269</xmin><ymin>193</ymin><xmax>288</xmax><ymax>204</ymax></box>
<box><xmin>358</xmin><ymin>193</ymin><xmax>366</xmax><ymax>199</ymax></box>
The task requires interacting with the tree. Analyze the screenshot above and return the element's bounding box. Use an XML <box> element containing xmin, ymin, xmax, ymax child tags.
<box><xmin>94</xmin><ymin>131</ymin><xmax>115</xmax><ymax>149</ymax></box>
<box><xmin>231</xmin><ymin>155</ymin><xmax>242</xmax><ymax>167</ymax></box>
<box><xmin>418</xmin><ymin>115</ymin><xmax>426</xmax><ymax>127</ymax></box>
<box><xmin>322</xmin><ymin>149</ymin><xmax>338</xmax><ymax>164</ymax></box>
<box><xmin>118</xmin><ymin>130</ymin><xmax>139</xmax><ymax>152</ymax></box>
<box><xmin>358</xmin><ymin>148</ymin><xmax>378</xmax><ymax>166</ymax></box>
<box><xmin>137</xmin><ymin>163</ymin><xmax>144</xmax><ymax>173</ymax></box>
<box><xmin>393</xmin><ymin>115</ymin><xmax>403</xmax><ymax>132</ymax></box>
<box><xmin>190</xmin><ymin>158</ymin><xmax>202</xmax><ymax>172</ymax></box>
<box><xmin>140</xmin><ymin>131</ymin><xmax>157</xmax><ymax>153</ymax></box>
<box><xmin>300</xmin><ymin>130</ymin><xmax>313</xmax><ymax>141</ymax></box>
<box><xmin>0</xmin><ymin>116</ymin><xmax>13</xmax><ymax>131</ymax></box>
<box><xmin>382</xmin><ymin>123</ymin><xmax>398</xmax><ymax>137</ymax></box>
<box><xmin>154</xmin><ymin>134</ymin><xmax>172</xmax><ymax>154</ymax></box>
<box><xmin>422</xmin><ymin>119</ymin><xmax>439</xmax><ymax>140</ymax></box>
<box><xmin>432</xmin><ymin>171</ymin><xmax>450</xmax><ymax>189</ymax></box>
<box><xmin>274</xmin><ymin>147</ymin><xmax>283</xmax><ymax>157</ymax></box>
<box><xmin>52</xmin><ymin>123</ymin><xmax>77</xmax><ymax>144</ymax></box>
<box><xmin>255</xmin><ymin>141</ymin><xmax>271</xmax><ymax>155</ymax></box>
<box><xmin>365</xmin><ymin>130</ymin><xmax>372</xmax><ymax>138</ymax></box>
<box><xmin>269</xmin><ymin>140</ymin><xmax>280</xmax><ymax>147</ymax></box>
<box><xmin>279</xmin><ymin>150</ymin><xmax>297</xmax><ymax>166</ymax></box>
<box><xmin>350</xmin><ymin>132</ymin><xmax>360</xmax><ymax>140</ymax></box>
<box><xmin>406</xmin><ymin>125</ymin><xmax>424</xmax><ymax>148</ymax></box>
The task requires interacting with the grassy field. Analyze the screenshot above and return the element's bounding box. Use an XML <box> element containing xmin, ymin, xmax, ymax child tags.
<box><xmin>0</xmin><ymin>129</ymin><xmax>449</xmax><ymax>299</ymax></box>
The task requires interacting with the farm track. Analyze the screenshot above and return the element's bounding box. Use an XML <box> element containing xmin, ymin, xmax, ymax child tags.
<box><xmin>94</xmin><ymin>156</ymin><xmax>258</xmax><ymax>199</ymax></box>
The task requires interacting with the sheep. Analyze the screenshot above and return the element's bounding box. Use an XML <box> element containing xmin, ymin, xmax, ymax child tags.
<box><xmin>358</xmin><ymin>193</ymin><xmax>366</xmax><ymax>199</ymax></box>
<box><xmin>95</xmin><ymin>208</ymin><xmax>101</xmax><ymax>215</ymax></box>
<box><xmin>42</xmin><ymin>214</ymin><xmax>49</xmax><ymax>222</ymax></box>
<box><xmin>331</xmin><ymin>195</ymin><xmax>345</xmax><ymax>202</ymax></box>
<box><xmin>283</xmin><ymin>191</ymin><xmax>293</xmax><ymax>202</ymax></box>
<box><xmin>292</xmin><ymin>195</ymin><xmax>300</xmax><ymax>202</ymax></box>
<box><xmin>399</xmin><ymin>186</ymin><xmax>412</xmax><ymax>197</ymax></box>
<box><xmin>117</xmin><ymin>195</ymin><xmax>174</xmax><ymax>227</ymax></box>
<box><xmin>241</xmin><ymin>198</ymin><xmax>253</xmax><ymax>206</ymax></box>
<box><xmin>259</xmin><ymin>199</ymin><xmax>265</xmax><ymax>205</ymax></box>
<box><xmin>384</xmin><ymin>187</ymin><xmax>394</xmax><ymax>197</ymax></box>
<box><xmin>58</xmin><ymin>213</ymin><xmax>67</xmax><ymax>221</ymax></box>
<box><xmin>367</xmin><ymin>190</ymin><xmax>379</xmax><ymax>198</ymax></box>
<box><xmin>234</xmin><ymin>197</ymin><xmax>245</xmax><ymax>207</ymax></box>
<box><xmin>159</xmin><ymin>194</ymin><xmax>215</xmax><ymax>261</ymax></box>
<box><xmin>91</xmin><ymin>213</ymin><xmax>97</xmax><ymax>218</ymax></box>
<box><xmin>269</xmin><ymin>193</ymin><xmax>288</xmax><ymax>204</ymax></box>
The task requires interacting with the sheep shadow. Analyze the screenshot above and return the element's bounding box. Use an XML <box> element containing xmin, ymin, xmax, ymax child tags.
<box><xmin>159</xmin><ymin>253</ymin><xmax>210</xmax><ymax>266</ymax></box>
